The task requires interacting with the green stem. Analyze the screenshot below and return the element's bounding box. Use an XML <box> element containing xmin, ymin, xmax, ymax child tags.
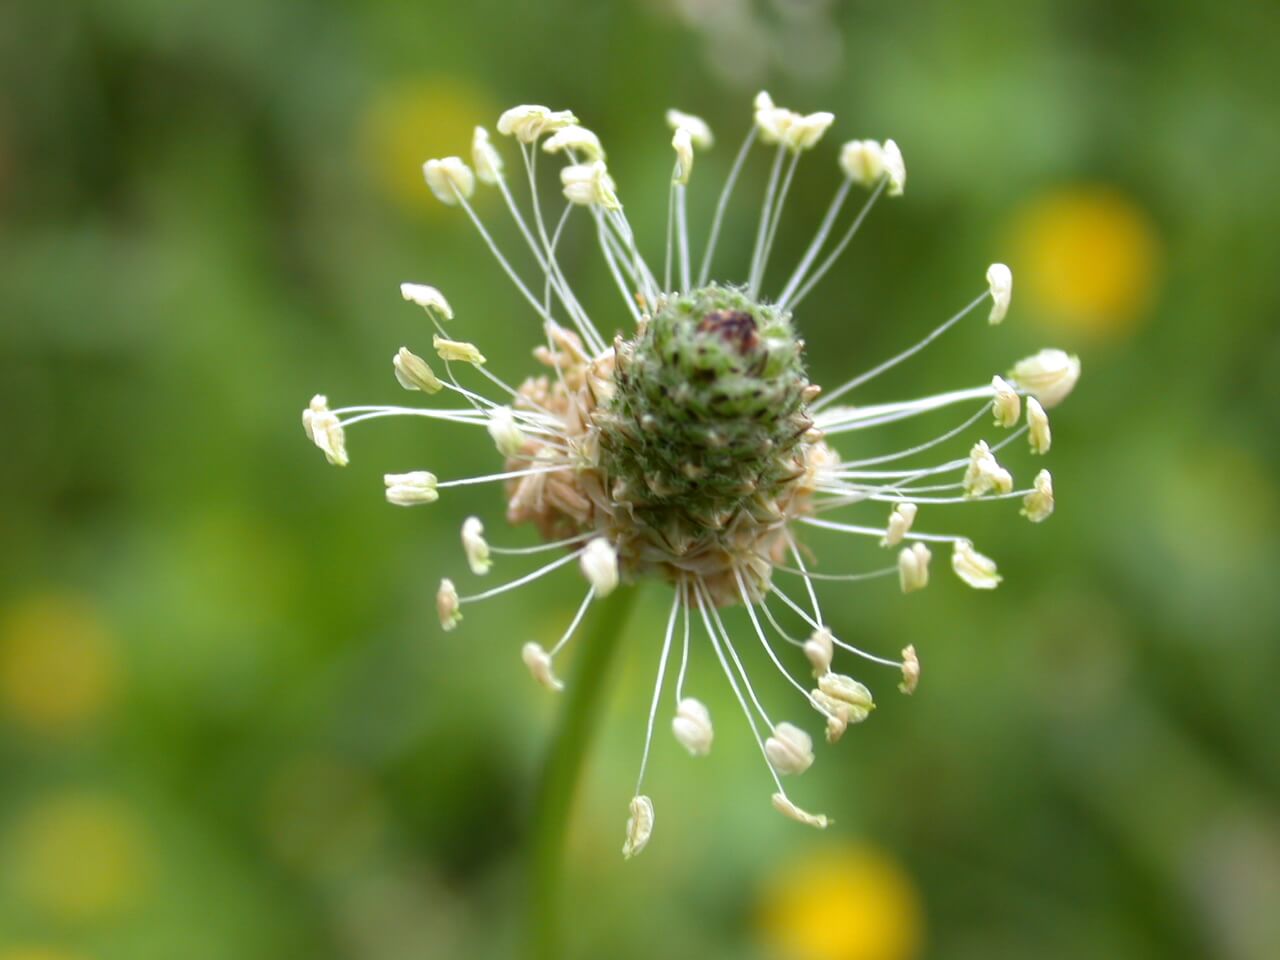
<box><xmin>526</xmin><ymin>586</ymin><xmax>638</xmax><ymax>960</ymax></box>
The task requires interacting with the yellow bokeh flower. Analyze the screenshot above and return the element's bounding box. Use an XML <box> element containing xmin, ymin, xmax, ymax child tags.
<box><xmin>758</xmin><ymin>842</ymin><xmax>924</xmax><ymax>960</ymax></box>
<box><xmin>1008</xmin><ymin>185</ymin><xmax>1161</xmax><ymax>341</ymax></box>
<box><xmin>0</xmin><ymin>593</ymin><xmax>117</xmax><ymax>736</ymax></box>
<box><xmin>5</xmin><ymin>793</ymin><xmax>150</xmax><ymax>923</ymax></box>
<box><xmin>361</xmin><ymin>78</ymin><xmax>497</xmax><ymax>217</ymax></box>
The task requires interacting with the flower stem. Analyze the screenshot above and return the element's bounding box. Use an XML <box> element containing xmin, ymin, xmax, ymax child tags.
<box><xmin>526</xmin><ymin>586</ymin><xmax>637</xmax><ymax>960</ymax></box>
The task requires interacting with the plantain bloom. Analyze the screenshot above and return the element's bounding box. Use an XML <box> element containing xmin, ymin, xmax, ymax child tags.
<box><xmin>302</xmin><ymin>96</ymin><xmax>1078</xmax><ymax>855</ymax></box>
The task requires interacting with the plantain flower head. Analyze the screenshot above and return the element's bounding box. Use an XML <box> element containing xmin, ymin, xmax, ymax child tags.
<box><xmin>302</xmin><ymin>95</ymin><xmax>1079</xmax><ymax>856</ymax></box>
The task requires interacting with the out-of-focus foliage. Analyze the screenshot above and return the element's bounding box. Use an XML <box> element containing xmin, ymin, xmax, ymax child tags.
<box><xmin>2</xmin><ymin>1</ymin><xmax>1278</xmax><ymax>958</ymax></box>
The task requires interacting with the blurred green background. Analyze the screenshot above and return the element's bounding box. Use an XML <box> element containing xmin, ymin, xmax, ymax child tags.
<box><xmin>3</xmin><ymin>1</ymin><xmax>1279</xmax><ymax>958</ymax></box>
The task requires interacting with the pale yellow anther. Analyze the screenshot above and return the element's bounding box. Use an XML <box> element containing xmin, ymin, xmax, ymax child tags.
<box><xmin>952</xmin><ymin>539</ymin><xmax>1002</xmax><ymax>589</ymax></box>
<box><xmin>432</xmin><ymin>334</ymin><xmax>486</xmax><ymax>365</ymax></box>
<box><xmin>521</xmin><ymin>641</ymin><xmax>563</xmax><ymax>692</ymax></box>
<box><xmin>883</xmin><ymin>139</ymin><xmax>906</xmax><ymax>196</ymax></box>
<box><xmin>900</xmin><ymin>645</ymin><xmax>920</xmax><ymax>695</ymax></box>
<box><xmin>461</xmin><ymin>516</ymin><xmax>491</xmax><ymax>575</ymax></box>
<box><xmin>987</xmin><ymin>263</ymin><xmax>1013</xmax><ymax>324</ymax></box>
<box><xmin>384</xmin><ymin>471</ymin><xmax>438</xmax><ymax>506</ymax></box>
<box><xmin>765</xmin><ymin>722</ymin><xmax>815</xmax><ymax>775</ymax></box>
<box><xmin>1027</xmin><ymin>397</ymin><xmax>1051</xmax><ymax>454</ymax></box>
<box><xmin>436</xmin><ymin>578</ymin><xmax>461</xmax><ymax>631</ymax></box>
<box><xmin>811</xmin><ymin>690</ymin><xmax>849</xmax><ymax>742</ymax></box>
<box><xmin>803</xmin><ymin>627</ymin><xmax>834</xmax><ymax>677</ymax></box>
<box><xmin>560</xmin><ymin>161</ymin><xmax>620</xmax><ymax>209</ymax></box>
<box><xmin>839</xmin><ymin>139</ymin><xmax>886</xmax><ymax>187</ymax></box>
<box><xmin>784</xmin><ymin>112</ymin><xmax>835</xmax><ymax>152</ymax></box>
<box><xmin>496</xmin><ymin>105</ymin><xmax>578</xmax><ymax>143</ymax></box>
<box><xmin>964</xmin><ymin>440</ymin><xmax>1013</xmax><ymax>498</ymax></box>
<box><xmin>881</xmin><ymin>502</ymin><xmax>918</xmax><ymax>547</ymax></box>
<box><xmin>580</xmin><ymin>538</ymin><xmax>619</xmax><ymax>597</ymax></box>
<box><xmin>672</xmin><ymin>127</ymin><xmax>694</xmax><ymax>186</ymax></box>
<box><xmin>622</xmin><ymin>795</ymin><xmax>654</xmax><ymax>859</ymax></box>
<box><xmin>898</xmin><ymin>542</ymin><xmax>931</xmax><ymax>594</ymax></box>
<box><xmin>753</xmin><ymin>91</ymin><xmax>790</xmax><ymax>144</ymax></box>
<box><xmin>672</xmin><ymin>697</ymin><xmax>714</xmax><ymax>756</ymax></box>
<box><xmin>542</xmin><ymin>124</ymin><xmax>605</xmax><ymax>161</ymax></box>
<box><xmin>422</xmin><ymin>157</ymin><xmax>475</xmax><ymax>205</ymax></box>
<box><xmin>471</xmin><ymin>126</ymin><xmax>503</xmax><ymax>185</ymax></box>
<box><xmin>771</xmin><ymin>793</ymin><xmax>829</xmax><ymax>829</ymax></box>
<box><xmin>1010</xmin><ymin>349</ymin><xmax>1081</xmax><ymax>408</ymax></box>
<box><xmin>817</xmin><ymin>672</ymin><xmax>875</xmax><ymax>724</ymax></box>
<box><xmin>1021</xmin><ymin>469</ymin><xmax>1055</xmax><ymax>523</ymax></box>
<box><xmin>992</xmin><ymin>375</ymin><xmax>1021</xmax><ymax>428</ymax></box>
<box><xmin>485</xmin><ymin>407</ymin><xmax>526</xmax><ymax>458</ymax></box>
<box><xmin>665</xmin><ymin>109</ymin><xmax>713</xmax><ymax>150</ymax></box>
<box><xmin>393</xmin><ymin>347</ymin><xmax>444</xmax><ymax>394</ymax></box>
<box><xmin>302</xmin><ymin>394</ymin><xmax>348</xmax><ymax>467</ymax></box>
<box><xmin>399</xmin><ymin>282</ymin><xmax>454</xmax><ymax>319</ymax></box>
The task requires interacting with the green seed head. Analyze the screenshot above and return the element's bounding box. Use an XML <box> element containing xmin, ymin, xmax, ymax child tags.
<box><xmin>597</xmin><ymin>285</ymin><xmax>816</xmax><ymax>580</ymax></box>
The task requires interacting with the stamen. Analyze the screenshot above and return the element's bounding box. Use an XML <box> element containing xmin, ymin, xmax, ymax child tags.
<box><xmin>820</xmin><ymin>428</ymin><xmax>1029</xmax><ymax>511</ymax></box>
<box><xmin>776</xmin><ymin>177</ymin><xmax>853</xmax><ymax>307</ymax></box>
<box><xmin>812</xmin><ymin>289</ymin><xmax>992</xmax><ymax>412</ymax></box>
<box><xmin>664</xmin><ymin>176</ymin><xmax>676</xmax><ymax>294</ymax></box>
<box><xmin>435</xmin><ymin>464</ymin><xmax>571</xmax><ymax>490</ymax></box>
<box><xmin>783</xmin><ymin>531</ymin><xmax>823</xmax><ymax>626</ymax></box>
<box><xmin>488</xmin><ymin>530</ymin><xmax>595</xmax><ymax>556</ymax></box>
<box><xmin>747</xmin><ymin>145</ymin><xmax>787</xmax><ymax>298</ymax></box>
<box><xmin>775</xmin><ymin>563</ymin><xmax>901</xmax><ymax>581</ymax></box>
<box><xmin>334</xmin><ymin>407</ymin><xmax>490</xmax><ymax>429</ymax></box>
<box><xmin>675</xmin><ymin>578</ymin><xmax>692</xmax><ymax>702</ymax></box>
<box><xmin>751</xmin><ymin>149</ymin><xmax>802</xmax><ymax>298</ymax></box>
<box><xmin>633</xmin><ymin>587</ymin><xmax>684</xmax><ymax>794</ymax></box>
<box><xmin>453</xmin><ymin>191</ymin><xmax>559</xmax><ymax>330</ymax></box>
<box><xmin>757</xmin><ymin>598</ymin><xmax>806</xmax><ymax>648</ymax></box>
<box><xmin>336</xmin><ymin>402</ymin><xmax>566</xmax><ymax>449</ymax></box>
<box><xmin>547</xmin><ymin>585</ymin><xmax>597</xmax><ymax>658</ymax></box>
<box><xmin>838</xmin><ymin>426</ymin><xmax>1029</xmax><ymax>494</ymax></box>
<box><xmin>520</xmin><ymin>144</ymin><xmax>608</xmax><ymax>355</ymax></box>
<box><xmin>597</xmin><ymin>205</ymin><xmax>658</xmax><ymax>307</ymax></box>
<box><xmin>457</xmin><ymin>547</ymin><xmax>582</xmax><ymax>604</ymax></box>
<box><xmin>614</xmin><ymin>211</ymin><xmax>662</xmax><ymax>304</ymax></box>
<box><xmin>701</xmin><ymin>583</ymin><xmax>773</xmax><ymax>729</ymax></box>
<box><xmin>769</xmin><ymin>583</ymin><xmax>821</xmax><ymax>631</ymax></box>
<box><xmin>733</xmin><ymin>568</ymin><xmax>836</xmax><ymax>718</ymax></box>
<box><xmin>835</xmin><ymin>403</ymin><xmax>990</xmax><ymax>468</ymax></box>
<box><xmin>594</xmin><ymin>216</ymin><xmax>644</xmax><ymax>325</ymax></box>
<box><xmin>764</xmin><ymin>588</ymin><xmax>901</xmax><ymax>669</ymax></box>
<box><xmin>839</xmin><ymin>487</ymin><xmax>1041</xmax><ymax>506</ymax></box>
<box><xmin>786</xmin><ymin>177</ymin><xmax>886</xmax><ymax>309</ymax></box>
<box><xmin>693</xmin><ymin>580</ymin><xmax>786</xmax><ymax>795</ymax></box>
<box><xmin>799</xmin><ymin>517</ymin><xmax>965</xmax><ymax>544</ymax></box>
<box><xmin>676</xmin><ymin>183</ymin><xmax>692</xmax><ymax>293</ymax></box>
<box><xmin>698</xmin><ymin>126</ymin><xmax>758</xmax><ymax>286</ymax></box>
<box><xmin>539</xmin><ymin>212</ymin><xmax>588</xmax><ymax>421</ymax></box>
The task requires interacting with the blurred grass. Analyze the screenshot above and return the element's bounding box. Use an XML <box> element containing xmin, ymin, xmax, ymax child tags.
<box><xmin>2</xmin><ymin>1</ymin><xmax>1279</xmax><ymax>959</ymax></box>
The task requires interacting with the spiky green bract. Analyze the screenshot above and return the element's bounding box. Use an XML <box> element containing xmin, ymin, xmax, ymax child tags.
<box><xmin>600</xmin><ymin>284</ymin><xmax>814</xmax><ymax>541</ymax></box>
